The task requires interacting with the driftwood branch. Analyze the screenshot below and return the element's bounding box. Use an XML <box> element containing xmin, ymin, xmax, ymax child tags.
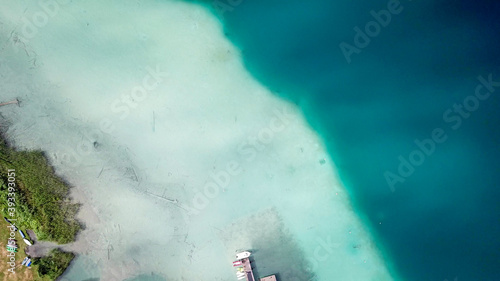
<box><xmin>0</xmin><ymin>98</ymin><xmax>19</xmax><ymax>107</ymax></box>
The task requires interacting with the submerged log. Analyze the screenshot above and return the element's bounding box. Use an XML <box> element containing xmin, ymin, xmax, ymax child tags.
<box><xmin>0</xmin><ymin>98</ymin><xmax>19</xmax><ymax>107</ymax></box>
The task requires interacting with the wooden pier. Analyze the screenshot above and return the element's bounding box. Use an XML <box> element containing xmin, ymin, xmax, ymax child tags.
<box><xmin>233</xmin><ymin>251</ymin><xmax>277</xmax><ymax>281</ymax></box>
<box><xmin>241</xmin><ymin>258</ymin><xmax>255</xmax><ymax>281</ymax></box>
<box><xmin>259</xmin><ymin>275</ymin><xmax>277</xmax><ymax>281</ymax></box>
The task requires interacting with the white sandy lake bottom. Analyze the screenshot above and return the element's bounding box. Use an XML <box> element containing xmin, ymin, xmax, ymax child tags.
<box><xmin>0</xmin><ymin>1</ymin><xmax>395</xmax><ymax>280</ymax></box>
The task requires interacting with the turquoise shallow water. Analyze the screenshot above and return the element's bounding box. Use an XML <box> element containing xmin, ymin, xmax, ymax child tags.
<box><xmin>2</xmin><ymin>1</ymin><xmax>397</xmax><ymax>279</ymax></box>
<box><xmin>190</xmin><ymin>0</ymin><xmax>500</xmax><ymax>280</ymax></box>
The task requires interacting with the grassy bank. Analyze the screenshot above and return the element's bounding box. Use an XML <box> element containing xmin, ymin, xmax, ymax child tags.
<box><xmin>0</xmin><ymin>137</ymin><xmax>81</xmax><ymax>280</ymax></box>
<box><xmin>33</xmin><ymin>249</ymin><xmax>75</xmax><ymax>280</ymax></box>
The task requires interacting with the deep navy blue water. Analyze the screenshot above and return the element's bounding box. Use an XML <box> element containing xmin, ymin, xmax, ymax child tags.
<box><xmin>191</xmin><ymin>0</ymin><xmax>500</xmax><ymax>280</ymax></box>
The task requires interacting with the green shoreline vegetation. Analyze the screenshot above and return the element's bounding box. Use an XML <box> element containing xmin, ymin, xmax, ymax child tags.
<box><xmin>0</xmin><ymin>136</ymin><xmax>81</xmax><ymax>280</ymax></box>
